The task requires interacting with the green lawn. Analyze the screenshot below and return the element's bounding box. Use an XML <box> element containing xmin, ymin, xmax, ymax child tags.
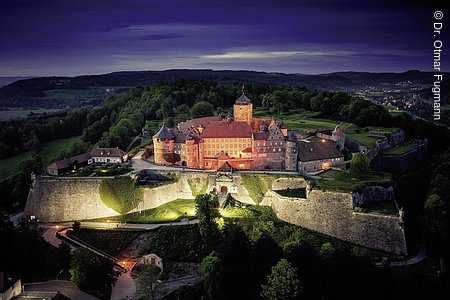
<box><xmin>0</xmin><ymin>135</ymin><xmax>82</xmax><ymax>179</ymax></box>
<box><xmin>382</xmin><ymin>142</ymin><xmax>417</xmax><ymax>155</ymax></box>
<box><xmin>346</xmin><ymin>133</ymin><xmax>380</xmax><ymax>149</ymax></box>
<box><xmin>366</xmin><ymin>126</ymin><xmax>401</xmax><ymax>134</ymax></box>
<box><xmin>313</xmin><ymin>170</ymin><xmax>392</xmax><ymax>192</ymax></box>
<box><xmin>252</xmin><ymin>107</ymin><xmax>321</xmax><ymax>119</ymax></box>
<box><xmin>220</xmin><ymin>205</ymin><xmax>276</xmax><ymax>220</ymax></box>
<box><xmin>93</xmin><ymin>199</ymin><xmax>196</xmax><ymax>223</ymax></box>
<box><xmin>284</xmin><ymin>118</ymin><xmax>338</xmax><ymax>130</ymax></box>
<box><xmin>0</xmin><ymin>108</ymin><xmax>65</xmax><ymax>121</ymax></box>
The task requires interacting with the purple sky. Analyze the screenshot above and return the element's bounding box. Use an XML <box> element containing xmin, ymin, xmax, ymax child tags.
<box><xmin>0</xmin><ymin>0</ymin><xmax>447</xmax><ymax>76</ymax></box>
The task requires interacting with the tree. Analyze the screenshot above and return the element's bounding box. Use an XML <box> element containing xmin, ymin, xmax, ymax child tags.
<box><xmin>134</xmin><ymin>265</ymin><xmax>162</xmax><ymax>300</ymax></box>
<box><xmin>349</xmin><ymin>153</ymin><xmax>370</xmax><ymax>178</ymax></box>
<box><xmin>82</xmin><ymin>116</ymin><xmax>110</xmax><ymax>144</ymax></box>
<box><xmin>69</xmin><ymin>248</ymin><xmax>118</xmax><ymax>295</ymax></box>
<box><xmin>72</xmin><ymin>221</ymin><xmax>81</xmax><ymax>233</ymax></box>
<box><xmin>423</xmin><ymin>194</ymin><xmax>448</xmax><ymax>237</ymax></box>
<box><xmin>195</xmin><ymin>193</ymin><xmax>220</xmax><ymax>238</ymax></box>
<box><xmin>190</xmin><ymin>101</ymin><xmax>215</xmax><ymax>118</ymax></box>
<box><xmin>58</xmin><ymin>140</ymin><xmax>89</xmax><ymax>160</ymax></box>
<box><xmin>200</xmin><ymin>251</ymin><xmax>224</xmax><ymax>299</ymax></box>
<box><xmin>24</xmin><ymin>131</ymin><xmax>42</xmax><ymax>153</ymax></box>
<box><xmin>261</xmin><ymin>259</ymin><xmax>302</xmax><ymax>300</ymax></box>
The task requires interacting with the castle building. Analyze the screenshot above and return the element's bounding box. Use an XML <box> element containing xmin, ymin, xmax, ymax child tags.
<box><xmin>297</xmin><ymin>141</ymin><xmax>344</xmax><ymax>172</ymax></box>
<box><xmin>152</xmin><ymin>89</ymin><xmax>343</xmax><ymax>173</ymax></box>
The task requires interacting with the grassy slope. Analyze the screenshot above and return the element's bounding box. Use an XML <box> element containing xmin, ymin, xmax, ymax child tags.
<box><xmin>313</xmin><ymin>170</ymin><xmax>392</xmax><ymax>192</ymax></box>
<box><xmin>346</xmin><ymin>133</ymin><xmax>380</xmax><ymax>148</ymax></box>
<box><xmin>382</xmin><ymin>141</ymin><xmax>417</xmax><ymax>155</ymax></box>
<box><xmin>0</xmin><ymin>135</ymin><xmax>82</xmax><ymax>179</ymax></box>
<box><xmin>93</xmin><ymin>199</ymin><xmax>196</xmax><ymax>223</ymax></box>
<box><xmin>254</xmin><ymin>107</ymin><xmax>397</xmax><ymax>149</ymax></box>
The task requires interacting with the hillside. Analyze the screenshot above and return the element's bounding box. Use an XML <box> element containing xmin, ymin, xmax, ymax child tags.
<box><xmin>0</xmin><ymin>77</ymin><xmax>35</xmax><ymax>88</ymax></box>
<box><xmin>0</xmin><ymin>69</ymin><xmax>444</xmax><ymax>109</ymax></box>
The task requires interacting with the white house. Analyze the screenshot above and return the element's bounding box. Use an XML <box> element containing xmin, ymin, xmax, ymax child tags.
<box><xmin>89</xmin><ymin>147</ymin><xmax>128</xmax><ymax>164</ymax></box>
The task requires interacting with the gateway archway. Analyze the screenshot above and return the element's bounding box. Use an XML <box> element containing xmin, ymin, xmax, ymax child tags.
<box><xmin>220</xmin><ymin>186</ymin><xmax>228</xmax><ymax>194</ymax></box>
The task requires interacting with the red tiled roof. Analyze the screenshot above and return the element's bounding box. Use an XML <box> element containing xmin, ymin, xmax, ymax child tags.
<box><xmin>90</xmin><ymin>147</ymin><xmax>126</xmax><ymax>157</ymax></box>
<box><xmin>201</xmin><ymin>121</ymin><xmax>252</xmax><ymax>138</ymax></box>
<box><xmin>242</xmin><ymin>147</ymin><xmax>252</xmax><ymax>153</ymax></box>
<box><xmin>47</xmin><ymin>153</ymin><xmax>92</xmax><ymax>170</ymax></box>
<box><xmin>177</xmin><ymin>116</ymin><xmax>221</xmax><ymax>134</ymax></box>
<box><xmin>217</xmin><ymin>153</ymin><xmax>231</xmax><ymax>160</ymax></box>
<box><xmin>298</xmin><ymin>141</ymin><xmax>343</xmax><ymax>162</ymax></box>
<box><xmin>173</xmin><ymin>116</ymin><xmax>221</xmax><ymax>143</ymax></box>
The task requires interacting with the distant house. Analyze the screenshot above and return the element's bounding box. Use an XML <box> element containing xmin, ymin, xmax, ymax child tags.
<box><xmin>297</xmin><ymin>141</ymin><xmax>345</xmax><ymax>173</ymax></box>
<box><xmin>89</xmin><ymin>147</ymin><xmax>128</xmax><ymax>164</ymax></box>
<box><xmin>47</xmin><ymin>147</ymin><xmax>128</xmax><ymax>176</ymax></box>
<box><xmin>0</xmin><ymin>272</ymin><xmax>21</xmax><ymax>300</ymax></box>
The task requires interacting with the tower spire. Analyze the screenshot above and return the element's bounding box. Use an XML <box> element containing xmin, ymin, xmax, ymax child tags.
<box><xmin>241</xmin><ymin>84</ymin><xmax>245</xmax><ymax>94</ymax></box>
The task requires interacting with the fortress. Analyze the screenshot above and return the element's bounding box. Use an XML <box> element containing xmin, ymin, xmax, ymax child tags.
<box><xmin>23</xmin><ymin>87</ymin><xmax>409</xmax><ymax>256</ymax></box>
<box><xmin>24</xmin><ymin>171</ymin><xmax>407</xmax><ymax>255</ymax></box>
<box><xmin>153</xmin><ymin>90</ymin><xmax>344</xmax><ymax>172</ymax></box>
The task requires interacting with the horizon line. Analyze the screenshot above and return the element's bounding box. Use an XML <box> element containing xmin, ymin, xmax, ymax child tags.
<box><xmin>0</xmin><ymin>67</ymin><xmax>440</xmax><ymax>79</ymax></box>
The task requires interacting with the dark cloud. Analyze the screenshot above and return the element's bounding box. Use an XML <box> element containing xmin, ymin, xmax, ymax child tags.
<box><xmin>0</xmin><ymin>0</ymin><xmax>447</xmax><ymax>76</ymax></box>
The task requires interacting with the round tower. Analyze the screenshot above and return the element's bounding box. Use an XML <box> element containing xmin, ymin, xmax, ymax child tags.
<box><xmin>152</xmin><ymin>125</ymin><xmax>175</xmax><ymax>164</ymax></box>
<box><xmin>185</xmin><ymin>134</ymin><xmax>198</xmax><ymax>168</ymax></box>
<box><xmin>285</xmin><ymin>133</ymin><xmax>298</xmax><ymax>171</ymax></box>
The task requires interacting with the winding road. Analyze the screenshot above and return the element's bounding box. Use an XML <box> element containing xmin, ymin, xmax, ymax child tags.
<box><xmin>41</xmin><ymin>219</ymin><xmax>200</xmax><ymax>300</ymax></box>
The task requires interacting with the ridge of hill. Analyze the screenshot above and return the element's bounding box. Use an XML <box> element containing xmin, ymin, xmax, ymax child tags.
<box><xmin>0</xmin><ymin>69</ymin><xmax>445</xmax><ymax>109</ymax></box>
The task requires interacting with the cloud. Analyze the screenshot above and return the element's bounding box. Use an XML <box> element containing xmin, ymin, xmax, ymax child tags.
<box><xmin>200</xmin><ymin>50</ymin><xmax>356</xmax><ymax>60</ymax></box>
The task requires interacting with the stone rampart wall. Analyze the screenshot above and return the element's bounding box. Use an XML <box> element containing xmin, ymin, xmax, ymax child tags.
<box><xmin>268</xmin><ymin>189</ymin><xmax>406</xmax><ymax>255</ymax></box>
<box><xmin>24</xmin><ymin>171</ymin><xmax>406</xmax><ymax>254</ymax></box>
<box><xmin>24</xmin><ymin>176</ymin><xmax>119</xmax><ymax>222</ymax></box>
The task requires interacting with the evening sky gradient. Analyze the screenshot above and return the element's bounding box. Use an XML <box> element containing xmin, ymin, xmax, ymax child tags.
<box><xmin>0</xmin><ymin>0</ymin><xmax>447</xmax><ymax>76</ymax></box>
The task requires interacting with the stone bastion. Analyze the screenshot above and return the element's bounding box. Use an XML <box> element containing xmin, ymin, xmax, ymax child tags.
<box><xmin>24</xmin><ymin>171</ymin><xmax>406</xmax><ymax>255</ymax></box>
